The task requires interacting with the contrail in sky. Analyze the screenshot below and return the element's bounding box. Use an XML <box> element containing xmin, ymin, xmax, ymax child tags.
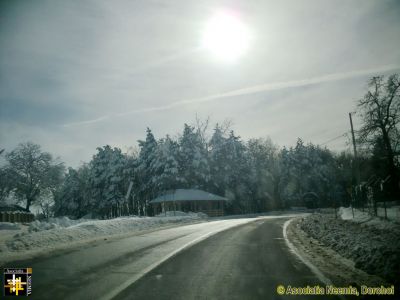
<box><xmin>63</xmin><ymin>64</ymin><xmax>400</xmax><ymax>127</ymax></box>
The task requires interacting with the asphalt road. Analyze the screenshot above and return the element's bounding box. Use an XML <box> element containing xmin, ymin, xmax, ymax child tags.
<box><xmin>3</xmin><ymin>217</ymin><xmax>264</xmax><ymax>300</ymax></box>
<box><xmin>113</xmin><ymin>218</ymin><xmax>337</xmax><ymax>300</ymax></box>
<box><xmin>4</xmin><ymin>217</ymin><xmax>341</xmax><ymax>299</ymax></box>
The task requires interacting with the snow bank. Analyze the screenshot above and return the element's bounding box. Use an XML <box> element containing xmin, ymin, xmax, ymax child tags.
<box><xmin>299</xmin><ymin>213</ymin><xmax>400</xmax><ymax>284</ymax></box>
<box><xmin>0</xmin><ymin>222</ymin><xmax>20</xmax><ymax>230</ymax></box>
<box><xmin>0</xmin><ymin>212</ymin><xmax>208</xmax><ymax>264</ymax></box>
<box><xmin>28</xmin><ymin>216</ymin><xmax>91</xmax><ymax>232</ymax></box>
<box><xmin>156</xmin><ymin>211</ymin><xmax>208</xmax><ymax>218</ymax></box>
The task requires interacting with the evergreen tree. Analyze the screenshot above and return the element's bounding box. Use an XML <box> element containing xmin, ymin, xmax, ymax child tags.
<box><xmin>137</xmin><ymin>128</ymin><xmax>158</xmax><ymax>213</ymax></box>
<box><xmin>151</xmin><ymin>135</ymin><xmax>183</xmax><ymax>193</ymax></box>
<box><xmin>209</xmin><ymin>124</ymin><xmax>229</xmax><ymax>195</ymax></box>
<box><xmin>278</xmin><ymin>139</ymin><xmax>342</xmax><ymax>208</ymax></box>
<box><xmin>54</xmin><ymin>168</ymin><xmax>81</xmax><ymax>217</ymax></box>
<box><xmin>247</xmin><ymin>138</ymin><xmax>281</xmax><ymax>211</ymax></box>
<box><xmin>89</xmin><ymin>145</ymin><xmax>127</xmax><ymax>217</ymax></box>
<box><xmin>178</xmin><ymin>124</ymin><xmax>210</xmax><ymax>189</ymax></box>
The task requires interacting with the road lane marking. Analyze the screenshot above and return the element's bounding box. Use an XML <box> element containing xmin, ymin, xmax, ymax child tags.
<box><xmin>100</xmin><ymin>215</ymin><xmax>306</xmax><ymax>300</ymax></box>
<box><xmin>99</xmin><ymin>218</ymin><xmax>261</xmax><ymax>300</ymax></box>
<box><xmin>283</xmin><ymin>218</ymin><xmax>332</xmax><ymax>285</ymax></box>
<box><xmin>283</xmin><ymin>218</ymin><xmax>345</xmax><ymax>300</ymax></box>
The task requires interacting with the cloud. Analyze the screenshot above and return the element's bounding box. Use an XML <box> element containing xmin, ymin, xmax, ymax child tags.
<box><xmin>63</xmin><ymin>64</ymin><xmax>400</xmax><ymax>127</ymax></box>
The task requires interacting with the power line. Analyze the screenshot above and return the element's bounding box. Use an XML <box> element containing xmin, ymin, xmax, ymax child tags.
<box><xmin>319</xmin><ymin>132</ymin><xmax>348</xmax><ymax>146</ymax></box>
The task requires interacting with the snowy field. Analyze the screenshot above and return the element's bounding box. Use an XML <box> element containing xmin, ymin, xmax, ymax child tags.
<box><xmin>339</xmin><ymin>206</ymin><xmax>400</xmax><ymax>228</ymax></box>
<box><xmin>299</xmin><ymin>209</ymin><xmax>400</xmax><ymax>284</ymax></box>
<box><xmin>0</xmin><ymin>212</ymin><xmax>208</xmax><ymax>265</ymax></box>
<box><xmin>377</xmin><ymin>206</ymin><xmax>400</xmax><ymax>221</ymax></box>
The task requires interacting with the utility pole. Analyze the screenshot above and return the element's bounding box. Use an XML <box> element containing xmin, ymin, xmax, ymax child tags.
<box><xmin>349</xmin><ymin>112</ymin><xmax>360</xmax><ymax>218</ymax></box>
<box><xmin>349</xmin><ymin>112</ymin><xmax>360</xmax><ymax>180</ymax></box>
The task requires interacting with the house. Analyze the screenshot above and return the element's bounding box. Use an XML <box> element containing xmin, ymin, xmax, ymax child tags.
<box><xmin>150</xmin><ymin>189</ymin><xmax>228</xmax><ymax>217</ymax></box>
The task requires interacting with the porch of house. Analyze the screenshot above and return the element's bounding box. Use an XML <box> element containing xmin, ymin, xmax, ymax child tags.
<box><xmin>153</xmin><ymin>200</ymin><xmax>225</xmax><ymax>217</ymax></box>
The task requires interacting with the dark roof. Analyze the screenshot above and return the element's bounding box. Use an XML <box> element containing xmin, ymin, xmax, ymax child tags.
<box><xmin>0</xmin><ymin>204</ymin><xmax>30</xmax><ymax>212</ymax></box>
<box><xmin>150</xmin><ymin>189</ymin><xmax>228</xmax><ymax>204</ymax></box>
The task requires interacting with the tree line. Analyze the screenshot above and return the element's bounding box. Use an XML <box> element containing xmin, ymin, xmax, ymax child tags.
<box><xmin>0</xmin><ymin>74</ymin><xmax>399</xmax><ymax>218</ymax></box>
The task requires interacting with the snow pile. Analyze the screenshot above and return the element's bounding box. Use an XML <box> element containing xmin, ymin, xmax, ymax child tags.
<box><xmin>0</xmin><ymin>212</ymin><xmax>208</xmax><ymax>264</ymax></box>
<box><xmin>299</xmin><ymin>213</ymin><xmax>400</xmax><ymax>284</ymax></box>
<box><xmin>28</xmin><ymin>217</ymin><xmax>91</xmax><ymax>232</ymax></box>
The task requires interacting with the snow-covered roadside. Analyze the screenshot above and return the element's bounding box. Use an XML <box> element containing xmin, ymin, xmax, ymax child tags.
<box><xmin>287</xmin><ymin>217</ymin><xmax>388</xmax><ymax>289</ymax></box>
<box><xmin>0</xmin><ymin>212</ymin><xmax>208</xmax><ymax>265</ymax></box>
<box><xmin>297</xmin><ymin>211</ymin><xmax>400</xmax><ymax>285</ymax></box>
<box><xmin>339</xmin><ymin>206</ymin><xmax>400</xmax><ymax>227</ymax></box>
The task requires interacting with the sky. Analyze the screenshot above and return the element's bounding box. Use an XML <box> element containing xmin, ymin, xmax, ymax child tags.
<box><xmin>1</xmin><ymin>0</ymin><xmax>400</xmax><ymax>167</ymax></box>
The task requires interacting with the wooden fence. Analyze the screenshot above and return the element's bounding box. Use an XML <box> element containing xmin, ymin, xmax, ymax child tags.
<box><xmin>0</xmin><ymin>211</ymin><xmax>35</xmax><ymax>223</ymax></box>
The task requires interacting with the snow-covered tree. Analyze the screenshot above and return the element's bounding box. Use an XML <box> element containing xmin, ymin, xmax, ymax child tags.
<box><xmin>178</xmin><ymin>124</ymin><xmax>210</xmax><ymax>189</ymax></box>
<box><xmin>209</xmin><ymin>124</ymin><xmax>229</xmax><ymax>195</ymax></box>
<box><xmin>49</xmin><ymin>119</ymin><xmax>362</xmax><ymax>217</ymax></box>
<box><xmin>88</xmin><ymin>145</ymin><xmax>127</xmax><ymax>217</ymax></box>
<box><xmin>247</xmin><ymin>138</ymin><xmax>281</xmax><ymax>211</ymax></box>
<box><xmin>223</xmin><ymin>131</ymin><xmax>252</xmax><ymax>213</ymax></box>
<box><xmin>136</xmin><ymin>128</ymin><xmax>158</xmax><ymax>213</ymax></box>
<box><xmin>0</xmin><ymin>165</ymin><xmax>12</xmax><ymax>205</ymax></box>
<box><xmin>279</xmin><ymin>139</ymin><xmax>342</xmax><ymax>208</ymax></box>
<box><xmin>151</xmin><ymin>135</ymin><xmax>183</xmax><ymax>193</ymax></box>
<box><xmin>54</xmin><ymin>168</ymin><xmax>81</xmax><ymax>216</ymax></box>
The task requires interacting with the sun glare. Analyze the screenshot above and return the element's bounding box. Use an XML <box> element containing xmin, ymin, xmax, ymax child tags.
<box><xmin>202</xmin><ymin>11</ymin><xmax>251</xmax><ymax>62</ymax></box>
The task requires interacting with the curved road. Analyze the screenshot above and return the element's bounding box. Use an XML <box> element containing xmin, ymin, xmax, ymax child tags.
<box><xmin>5</xmin><ymin>216</ymin><xmax>340</xmax><ymax>299</ymax></box>
<box><xmin>113</xmin><ymin>217</ymin><xmax>334</xmax><ymax>300</ymax></box>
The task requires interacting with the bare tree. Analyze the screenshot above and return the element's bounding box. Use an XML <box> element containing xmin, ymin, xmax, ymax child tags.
<box><xmin>5</xmin><ymin>142</ymin><xmax>65</xmax><ymax>211</ymax></box>
<box><xmin>219</xmin><ymin>119</ymin><xmax>234</xmax><ymax>135</ymax></box>
<box><xmin>194</xmin><ymin>114</ymin><xmax>211</xmax><ymax>146</ymax></box>
<box><xmin>0</xmin><ymin>149</ymin><xmax>11</xmax><ymax>204</ymax></box>
<box><xmin>358</xmin><ymin>74</ymin><xmax>400</xmax><ymax>193</ymax></box>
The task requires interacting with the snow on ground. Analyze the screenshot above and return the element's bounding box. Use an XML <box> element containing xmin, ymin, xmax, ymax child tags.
<box><xmin>339</xmin><ymin>206</ymin><xmax>399</xmax><ymax>229</ymax></box>
<box><xmin>156</xmin><ymin>211</ymin><xmax>208</xmax><ymax>218</ymax></box>
<box><xmin>28</xmin><ymin>216</ymin><xmax>92</xmax><ymax>232</ymax></box>
<box><xmin>339</xmin><ymin>206</ymin><xmax>371</xmax><ymax>221</ymax></box>
<box><xmin>299</xmin><ymin>211</ymin><xmax>400</xmax><ymax>284</ymax></box>
<box><xmin>0</xmin><ymin>212</ymin><xmax>208</xmax><ymax>265</ymax></box>
<box><xmin>0</xmin><ymin>222</ymin><xmax>20</xmax><ymax>230</ymax></box>
<box><xmin>377</xmin><ymin>206</ymin><xmax>400</xmax><ymax>222</ymax></box>
<box><xmin>287</xmin><ymin>218</ymin><xmax>387</xmax><ymax>288</ymax></box>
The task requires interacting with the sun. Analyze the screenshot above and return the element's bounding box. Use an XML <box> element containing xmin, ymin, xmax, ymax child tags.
<box><xmin>202</xmin><ymin>11</ymin><xmax>251</xmax><ymax>62</ymax></box>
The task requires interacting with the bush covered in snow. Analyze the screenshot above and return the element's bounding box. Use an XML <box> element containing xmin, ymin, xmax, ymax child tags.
<box><xmin>299</xmin><ymin>213</ymin><xmax>400</xmax><ymax>284</ymax></box>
